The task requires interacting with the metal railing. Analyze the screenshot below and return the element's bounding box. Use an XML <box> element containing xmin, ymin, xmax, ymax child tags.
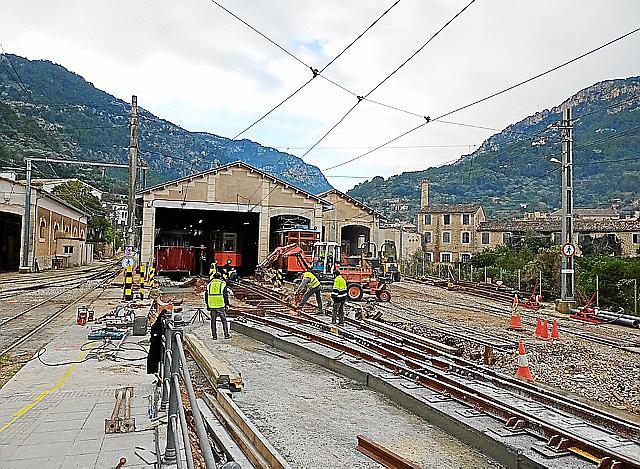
<box><xmin>157</xmin><ymin>311</ymin><xmax>216</xmax><ymax>468</ymax></box>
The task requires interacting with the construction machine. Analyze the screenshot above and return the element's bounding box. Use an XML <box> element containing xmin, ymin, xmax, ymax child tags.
<box><xmin>257</xmin><ymin>241</ymin><xmax>391</xmax><ymax>302</ymax></box>
<box><xmin>346</xmin><ymin>240</ymin><xmax>400</xmax><ymax>283</ymax></box>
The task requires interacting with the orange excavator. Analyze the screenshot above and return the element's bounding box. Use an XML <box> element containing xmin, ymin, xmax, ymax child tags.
<box><xmin>257</xmin><ymin>241</ymin><xmax>391</xmax><ymax>302</ymax></box>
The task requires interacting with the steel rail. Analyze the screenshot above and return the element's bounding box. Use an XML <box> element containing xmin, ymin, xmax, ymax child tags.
<box><xmin>394</xmin><ymin>280</ymin><xmax>640</xmax><ymax>351</ymax></box>
<box><xmin>0</xmin><ymin>266</ymin><xmax>119</xmax><ymax>356</ymax></box>
<box><xmin>240</xmin><ymin>312</ymin><xmax>640</xmax><ymax>468</ymax></box>
<box><xmin>233</xmin><ymin>281</ymin><xmax>640</xmax><ymax>467</ymax></box>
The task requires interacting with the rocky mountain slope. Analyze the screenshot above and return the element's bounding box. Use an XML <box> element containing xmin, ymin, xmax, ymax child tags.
<box><xmin>0</xmin><ymin>54</ymin><xmax>331</xmax><ymax>194</ymax></box>
<box><xmin>347</xmin><ymin>77</ymin><xmax>640</xmax><ymax>220</ymax></box>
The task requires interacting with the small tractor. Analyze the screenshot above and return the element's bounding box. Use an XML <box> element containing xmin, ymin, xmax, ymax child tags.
<box><xmin>257</xmin><ymin>241</ymin><xmax>391</xmax><ymax>302</ymax></box>
<box><xmin>347</xmin><ymin>240</ymin><xmax>400</xmax><ymax>283</ymax></box>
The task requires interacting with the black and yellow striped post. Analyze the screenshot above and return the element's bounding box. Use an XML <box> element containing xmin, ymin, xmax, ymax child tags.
<box><xmin>276</xmin><ymin>269</ymin><xmax>283</xmax><ymax>288</ymax></box>
<box><xmin>148</xmin><ymin>266</ymin><xmax>155</xmax><ymax>288</ymax></box>
<box><xmin>123</xmin><ymin>265</ymin><xmax>133</xmax><ymax>301</ymax></box>
<box><xmin>139</xmin><ymin>264</ymin><xmax>146</xmax><ymax>299</ymax></box>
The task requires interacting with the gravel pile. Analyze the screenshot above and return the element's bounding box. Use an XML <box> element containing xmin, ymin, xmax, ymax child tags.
<box><xmin>386</xmin><ymin>281</ymin><xmax>640</xmax><ymax>417</ymax></box>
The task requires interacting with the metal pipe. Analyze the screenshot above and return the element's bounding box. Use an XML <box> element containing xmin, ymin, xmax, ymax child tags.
<box><xmin>170</xmin><ymin>415</ymin><xmax>184</xmax><ymax>469</ymax></box>
<box><xmin>174</xmin><ymin>328</ymin><xmax>216</xmax><ymax>467</ymax></box>
<box><xmin>164</xmin><ymin>329</ymin><xmax>179</xmax><ymax>464</ymax></box>
<box><xmin>173</xmin><ymin>374</ymin><xmax>195</xmax><ymax>469</ymax></box>
<box><xmin>160</xmin><ymin>311</ymin><xmax>173</xmax><ymax>410</ymax></box>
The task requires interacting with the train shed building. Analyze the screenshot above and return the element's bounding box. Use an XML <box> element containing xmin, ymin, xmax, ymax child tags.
<box><xmin>0</xmin><ymin>174</ymin><xmax>89</xmax><ymax>272</ymax></box>
<box><xmin>139</xmin><ymin>161</ymin><xmax>329</xmax><ymax>275</ymax></box>
<box><xmin>317</xmin><ymin>189</ymin><xmax>387</xmax><ymax>255</ymax></box>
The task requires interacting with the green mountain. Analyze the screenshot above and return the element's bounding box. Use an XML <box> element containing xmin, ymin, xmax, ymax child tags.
<box><xmin>0</xmin><ymin>54</ymin><xmax>332</xmax><ymax>194</ymax></box>
<box><xmin>347</xmin><ymin>77</ymin><xmax>640</xmax><ymax>220</ymax></box>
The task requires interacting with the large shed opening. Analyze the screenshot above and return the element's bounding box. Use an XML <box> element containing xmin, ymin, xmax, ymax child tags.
<box><xmin>341</xmin><ymin>225</ymin><xmax>370</xmax><ymax>257</ymax></box>
<box><xmin>154</xmin><ymin>208</ymin><xmax>259</xmax><ymax>276</ymax></box>
<box><xmin>0</xmin><ymin>212</ymin><xmax>21</xmax><ymax>272</ymax></box>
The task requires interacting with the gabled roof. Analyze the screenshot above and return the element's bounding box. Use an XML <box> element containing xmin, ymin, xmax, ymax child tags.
<box><xmin>139</xmin><ymin>160</ymin><xmax>330</xmax><ymax>205</ymax></box>
<box><xmin>0</xmin><ymin>176</ymin><xmax>90</xmax><ymax>217</ymax></box>
<box><xmin>549</xmin><ymin>207</ymin><xmax>618</xmax><ymax>218</ymax></box>
<box><xmin>317</xmin><ymin>188</ymin><xmax>386</xmax><ymax>219</ymax></box>
<box><xmin>419</xmin><ymin>203</ymin><xmax>483</xmax><ymax>214</ymax></box>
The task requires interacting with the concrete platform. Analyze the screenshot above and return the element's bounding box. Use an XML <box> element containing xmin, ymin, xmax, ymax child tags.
<box><xmin>0</xmin><ymin>294</ymin><xmax>161</xmax><ymax>468</ymax></box>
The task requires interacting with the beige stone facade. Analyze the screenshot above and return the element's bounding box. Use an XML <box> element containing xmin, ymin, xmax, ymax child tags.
<box><xmin>0</xmin><ymin>176</ymin><xmax>88</xmax><ymax>271</ymax></box>
<box><xmin>416</xmin><ymin>178</ymin><xmax>486</xmax><ymax>263</ymax></box>
<box><xmin>139</xmin><ymin>162</ymin><xmax>326</xmax><ymax>265</ymax></box>
<box><xmin>317</xmin><ymin>189</ymin><xmax>386</xmax><ymax>253</ymax></box>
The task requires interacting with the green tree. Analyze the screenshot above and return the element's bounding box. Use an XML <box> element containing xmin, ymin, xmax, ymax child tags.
<box><xmin>52</xmin><ymin>181</ymin><xmax>117</xmax><ymax>244</ymax></box>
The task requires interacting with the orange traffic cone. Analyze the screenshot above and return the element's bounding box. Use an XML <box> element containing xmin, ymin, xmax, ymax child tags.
<box><xmin>508</xmin><ymin>294</ymin><xmax>523</xmax><ymax>330</ymax></box>
<box><xmin>515</xmin><ymin>340</ymin><xmax>534</xmax><ymax>382</ymax></box>
<box><xmin>534</xmin><ymin>317</ymin><xmax>542</xmax><ymax>338</ymax></box>
<box><xmin>550</xmin><ymin>319</ymin><xmax>560</xmax><ymax>340</ymax></box>
<box><xmin>538</xmin><ymin>319</ymin><xmax>550</xmax><ymax>341</ymax></box>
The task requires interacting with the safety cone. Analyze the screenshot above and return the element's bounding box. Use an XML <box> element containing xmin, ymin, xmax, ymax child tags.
<box><xmin>550</xmin><ymin>319</ymin><xmax>560</xmax><ymax>340</ymax></box>
<box><xmin>538</xmin><ymin>319</ymin><xmax>550</xmax><ymax>341</ymax></box>
<box><xmin>534</xmin><ymin>317</ymin><xmax>542</xmax><ymax>338</ymax></box>
<box><xmin>508</xmin><ymin>294</ymin><xmax>523</xmax><ymax>330</ymax></box>
<box><xmin>515</xmin><ymin>340</ymin><xmax>534</xmax><ymax>382</ymax></box>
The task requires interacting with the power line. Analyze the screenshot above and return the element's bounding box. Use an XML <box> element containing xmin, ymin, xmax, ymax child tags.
<box><xmin>300</xmin><ymin>0</ymin><xmax>477</xmax><ymax>158</ymax></box>
<box><xmin>231</xmin><ymin>0</ymin><xmax>404</xmax><ymax>139</ymax></box>
<box><xmin>322</xmin><ymin>27</ymin><xmax>640</xmax><ymax>171</ymax></box>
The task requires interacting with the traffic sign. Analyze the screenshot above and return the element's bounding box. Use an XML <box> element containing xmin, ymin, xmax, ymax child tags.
<box><xmin>124</xmin><ymin>246</ymin><xmax>133</xmax><ymax>257</ymax></box>
<box><xmin>562</xmin><ymin>243</ymin><xmax>576</xmax><ymax>257</ymax></box>
<box><xmin>122</xmin><ymin>256</ymin><xmax>136</xmax><ymax>268</ymax></box>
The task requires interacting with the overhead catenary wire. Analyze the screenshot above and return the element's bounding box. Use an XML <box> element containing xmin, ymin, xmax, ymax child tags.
<box><xmin>322</xmin><ymin>27</ymin><xmax>640</xmax><ymax>172</ymax></box>
<box><xmin>300</xmin><ymin>0</ymin><xmax>477</xmax><ymax>159</ymax></box>
<box><xmin>230</xmin><ymin>0</ymin><xmax>404</xmax><ymax>139</ymax></box>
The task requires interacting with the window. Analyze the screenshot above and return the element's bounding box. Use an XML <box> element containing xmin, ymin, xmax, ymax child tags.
<box><xmin>63</xmin><ymin>245</ymin><xmax>74</xmax><ymax>254</ymax></box>
<box><xmin>424</xmin><ymin>252</ymin><xmax>433</xmax><ymax>262</ymax></box>
<box><xmin>423</xmin><ymin>232</ymin><xmax>432</xmax><ymax>244</ymax></box>
<box><xmin>461</xmin><ymin>232</ymin><xmax>470</xmax><ymax>244</ymax></box>
<box><xmin>38</xmin><ymin>219</ymin><xmax>46</xmax><ymax>241</ymax></box>
<box><xmin>423</xmin><ymin>214</ymin><xmax>431</xmax><ymax>225</ymax></box>
<box><xmin>442</xmin><ymin>231</ymin><xmax>451</xmax><ymax>243</ymax></box>
<box><xmin>481</xmin><ymin>232</ymin><xmax>490</xmax><ymax>244</ymax></box>
<box><xmin>461</xmin><ymin>253</ymin><xmax>471</xmax><ymax>263</ymax></box>
<box><xmin>440</xmin><ymin>252</ymin><xmax>452</xmax><ymax>263</ymax></box>
<box><xmin>503</xmin><ymin>232</ymin><xmax>512</xmax><ymax>244</ymax></box>
<box><xmin>633</xmin><ymin>233</ymin><xmax>640</xmax><ymax>244</ymax></box>
<box><xmin>462</xmin><ymin>214</ymin><xmax>470</xmax><ymax>225</ymax></box>
<box><xmin>443</xmin><ymin>214</ymin><xmax>451</xmax><ymax>225</ymax></box>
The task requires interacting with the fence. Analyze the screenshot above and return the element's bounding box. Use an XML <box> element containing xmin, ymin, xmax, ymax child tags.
<box><xmin>157</xmin><ymin>311</ymin><xmax>216</xmax><ymax>468</ymax></box>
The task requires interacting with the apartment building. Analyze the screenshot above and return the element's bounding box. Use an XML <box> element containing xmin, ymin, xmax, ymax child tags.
<box><xmin>417</xmin><ymin>178</ymin><xmax>486</xmax><ymax>263</ymax></box>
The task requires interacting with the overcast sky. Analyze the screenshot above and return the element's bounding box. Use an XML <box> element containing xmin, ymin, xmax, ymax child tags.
<box><xmin>1</xmin><ymin>0</ymin><xmax>639</xmax><ymax>190</ymax></box>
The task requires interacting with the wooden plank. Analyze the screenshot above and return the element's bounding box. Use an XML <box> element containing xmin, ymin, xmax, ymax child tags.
<box><xmin>184</xmin><ymin>333</ymin><xmax>244</xmax><ymax>391</ymax></box>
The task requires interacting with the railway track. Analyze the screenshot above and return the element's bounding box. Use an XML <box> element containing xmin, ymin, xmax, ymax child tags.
<box><xmin>0</xmin><ymin>263</ymin><xmax>121</xmax><ymax>356</ymax></box>
<box><xmin>395</xmin><ymin>280</ymin><xmax>640</xmax><ymax>353</ymax></box>
<box><xmin>230</xmin><ymin>279</ymin><xmax>640</xmax><ymax>468</ymax></box>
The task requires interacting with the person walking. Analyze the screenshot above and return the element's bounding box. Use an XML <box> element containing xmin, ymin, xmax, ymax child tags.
<box><xmin>205</xmin><ymin>272</ymin><xmax>230</xmax><ymax>339</ymax></box>
<box><xmin>296</xmin><ymin>268</ymin><xmax>323</xmax><ymax>315</ymax></box>
<box><xmin>331</xmin><ymin>270</ymin><xmax>347</xmax><ymax>325</ymax></box>
<box><xmin>220</xmin><ymin>259</ymin><xmax>233</xmax><ymax>280</ymax></box>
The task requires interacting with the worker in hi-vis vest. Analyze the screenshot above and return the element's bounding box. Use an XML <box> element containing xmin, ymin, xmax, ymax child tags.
<box><xmin>331</xmin><ymin>270</ymin><xmax>347</xmax><ymax>325</ymax></box>
<box><xmin>205</xmin><ymin>272</ymin><xmax>230</xmax><ymax>339</ymax></box>
<box><xmin>296</xmin><ymin>268</ymin><xmax>323</xmax><ymax>315</ymax></box>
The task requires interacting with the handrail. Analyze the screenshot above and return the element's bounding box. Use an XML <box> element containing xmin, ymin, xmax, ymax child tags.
<box><xmin>158</xmin><ymin>311</ymin><xmax>216</xmax><ymax>468</ymax></box>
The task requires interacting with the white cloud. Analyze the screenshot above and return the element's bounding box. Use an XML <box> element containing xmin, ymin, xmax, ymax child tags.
<box><xmin>1</xmin><ymin>0</ymin><xmax>639</xmax><ymax>192</ymax></box>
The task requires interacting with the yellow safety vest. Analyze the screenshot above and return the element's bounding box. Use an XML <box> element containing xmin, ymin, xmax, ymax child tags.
<box><xmin>303</xmin><ymin>271</ymin><xmax>321</xmax><ymax>288</ymax></box>
<box><xmin>332</xmin><ymin>275</ymin><xmax>347</xmax><ymax>300</ymax></box>
<box><xmin>209</xmin><ymin>264</ymin><xmax>217</xmax><ymax>280</ymax></box>
<box><xmin>207</xmin><ymin>279</ymin><xmax>226</xmax><ymax>309</ymax></box>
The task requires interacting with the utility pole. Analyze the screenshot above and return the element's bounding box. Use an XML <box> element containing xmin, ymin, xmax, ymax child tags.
<box><xmin>560</xmin><ymin>105</ymin><xmax>575</xmax><ymax>301</ymax></box>
<box><xmin>20</xmin><ymin>159</ymin><xmax>33</xmax><ymax>270</ymax></box>
<box><xmin>127</xmin><ymin>95</ymin><xmax>138</xmax><ymax>249</ymax></box>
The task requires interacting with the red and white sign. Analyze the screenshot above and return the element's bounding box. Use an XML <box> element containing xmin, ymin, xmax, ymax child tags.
<box><xmin>562</xmin><ymin>243</ymin><xmax>576</xmax><ymax>257</ymax></box>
